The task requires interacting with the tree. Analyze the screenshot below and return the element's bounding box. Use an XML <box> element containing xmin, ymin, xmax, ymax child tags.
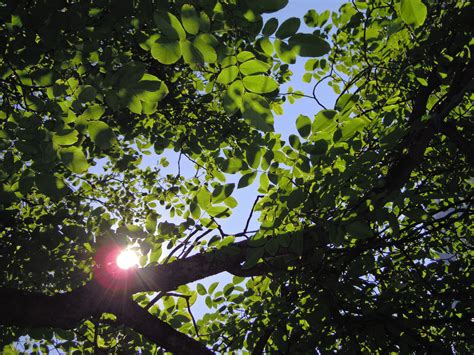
<box><xmin>0</xmin><ymin>0</ymin><xmax>472</xmax><ymax>353</ymax></box>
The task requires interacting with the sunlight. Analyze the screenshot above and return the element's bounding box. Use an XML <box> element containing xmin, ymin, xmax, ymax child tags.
<box><xmin>116</xmin><ymin>249</ymin><xmax>139</xmax><ymax>270</ymax></box>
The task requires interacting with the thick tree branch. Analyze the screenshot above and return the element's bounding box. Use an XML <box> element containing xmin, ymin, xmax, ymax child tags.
<box><xmin>381</xmin><ymin>59</ymin><xmax>474</xmax><ymax>193</ymax></box>
<box><xmin>112</xmin><ymin>300</ymin><xmax>212</xmax><ymax>355</ymax></box>
<box><xmin>439</xmin><ymin>121</ymin><xmax>474</xmax><ymax>166</ymax></box>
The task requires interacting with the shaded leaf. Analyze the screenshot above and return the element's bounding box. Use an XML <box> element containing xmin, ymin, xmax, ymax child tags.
<box><xmin>262</xmin><ymin>18</ymin><xmax>278</xmax><ymax>36</ymax></box>
<box><xmin>58</xmin><ymin>147</ymin><xmax>88</xmax><ymax>173</ymax></box>
<box><xmin>288</xmin><ymin>34</ymin><xmax>330</xmax><ymax>57</ymax></box>
<box><xmin>88</xmin><ymin>121</ymin><xmax>116</xmax><ymax>149</ymax></box>
<box><xmin>223</xmin><ymin>80</ymin><xmax>245</xmax><ymax>114</ymax></box>
<box><xmin>241</xmin><ymin>92</ymin><xmax>274</xmax><ymax>132</ymax></box>
<box><xmin>275</xmin><ymin>17</ymin><xmax>300</xmax><ymax>39</ymax></box>
<box><xmin>296</xmin><ymin>114</ymin><xmax>311</xmax><ymax>138</ymax></box>
<box><xmin>154</xmin><ymin>11</ymin><xmax>186</xmax><ymax>40</ymax></box>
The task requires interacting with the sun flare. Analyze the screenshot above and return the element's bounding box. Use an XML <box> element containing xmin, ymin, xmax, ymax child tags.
<box><xmin>116</xmin><ymin>250</ymin><xmax>139</xmax><ymax>270</ymax></box>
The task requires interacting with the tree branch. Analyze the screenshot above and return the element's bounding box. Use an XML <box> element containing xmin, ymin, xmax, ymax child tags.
<box><xmin>112</xmin><ymin>300</ymin><xmax>211</xmax><ymax>355</ymax></box>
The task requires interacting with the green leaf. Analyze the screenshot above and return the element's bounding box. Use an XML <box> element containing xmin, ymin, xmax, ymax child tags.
<box><xmin>241</xmin><ymin>93</ymin><xmax>274</xmax><ymax>132</ymax></box>
<box><xmin>88</xmin><ymin>121</ymin><xmax>116</xmax><ymax>149</ymax></box>
<box><xmin>181</xmin><ymin>39</ymin><xmax>204</xmax><ymax>65</ymax></box>
<box><xmin>274</xmin><ymin>39</ymin><xmax>297</xmax><ymax>64</ymax></box>
<box><xmin>258</xmin><ymin>37</ymin><xmax>274</xmax><ymax>56</ymax></box>
<box><xmin>275</xmin><ymin>17</ymin><xmax>300</xmax><ymax>39</ymax></box>
<box><xmin>82</xmin><ymin>104</ymin><xmax>105</xmax><ymax>120</ymax></box>
<box><xmin>199</xmin><ymin>11</ymin><xmax>211</xmax><ymax>32</ymax></box>
<box><xmin>340</xmin><ymin>117</ymin><xmax>369</xmax><ymax>140</ymax></box>
<box><xmin>312</xmin><ymin>110</ymin><xmax>338</xmax><ymax>133</ymax></box>
<box><xmin>259</xmin><ymin>173</ymin><xmax>270</xmax><ymax>193</ymax></box>
<box><xmin>304</xmin><ymin>9</ymin><xmax>319</xmax><ymax>27</ymax></box>
<box><xmin>151</xmin><ymin>40</ymin><xmax>182</xmax><ymax>65</ymax></box>
<box><xmin>290</xmin><ymin>231</ymin><xmax>304</xmax><ymax>256</ymax></box>
<box><xmin>288</xmin><ymin>34</ymin><xmax>330</xmax><ymax>57</ymax></box>
<box><xmin>197</xmin><ymin>188</ymin><xmax>211</xmax><ymax>209</ymax></box>
<box><xmin>242</xmin><ymin>75</ymin><xmax>278</xmax><ymax>94</ymax></box>
<box><xmin>197</xmin><ymin>283</ymin><xmax>207</xmax><ymax>295</ymax></box>
<box><xmin>246</xmin><ymin>145</ymin><xmax>263</xmax><ymax>169</ymax></box>
<box><xmin>254</xmin><ymin>0</ymin><xmax>289</xmax><ymax>13</ymax></box>
<box><xmin>58</xmin><ymin>146</ymin><xmax>89</xmax><ymax>173</ymax></box>
<box><xmin>135</xmin><ymin>74</ymin><xmax>169</xmax><ymax>103</ymax></box>
<box><xmin>222</xmin><ymin>157</ymin><xmax>242</xmax><ymax>174</ymax></box>
<box><xmin>194</xmin><ymin>34</ymin><xmax>217</xmax><ymax>63</ymax></box>
<box><xmin>239</xmin><ymin>60</ymin><xmax>271</xmax><ymax>76</ymax></box>
<box><xmin>181</xmin><ymin>4</ymin><xmax>200</xmax><ymax>35</ymax></box>
<box><xmin>77</xmin><ymin>86</ymin><xmax>97</xmax><ymax>102</ymax></box>
<box><xmin>154</xmin><ymin>11</ymin><xmax>186</xmax><ymax>40</ymax></box>
<box><xmin>346</xmin><ymin>221</ymin><xmax>373</xmax><ymax>239</ymax></box>
<box><xmin>265</xmin><ymin>237</ymin><xmax>279</xmax><ymax>256</ymax></box>
<box><xmin>242</xmin><ymin>247</ymin><xmax>264</xmax><ymax>269</ymax></box>
<box><xmin>238</xmin><ymin>171</ymin><xmax>257</xmax><ymax>188</ymax></box>
<box><xmin>236</xmin><ymin>51</ymin><xmax>255</xmax><ymax>63</ymax></box>
<box><xmin>212</xmin><ymin>184</ymin><xmax>235</xmax><ymax>204</ymax></box>
<box><xmin>262</xmin><ymin>18</ymin><xmax>278</xmax><ymax>36</ymax></box>
<box><xmin>303</xmin><ymin>140</ymin><xmax>328</xmax><ymax>156</ymax></box>
<box><xmin>127</xmin><ymin>96</ymin><xmax>142</xmax><ymax>114</ymax></box>
<box><xmin>146</xmin><ymin>213</ymin><xmax>157</xmax><ymax>234</ymax></box>
<box><xmin>400</xmin><ymin>0</ymin><xmax>427</xmax><ymax>27</ymax></box>
<box><xmin>208</xmin><ymin>282</ymin><xmax>219</xmax><ymax>294</ymax></box>
<box><xmin>35</xmin><ymin>173</ymin><xmax>71</xmax><ymax>199</ymax></box>
<box><xmin>31</xmin><ymin>68</ymin><xmax>57</xmax><ymax>86</ymax></box>
<box><xmin>205</xmin><ymin>296</ymin><xmax>213</xmax><ymax>308</ymax></box>
<box><xmin>296</xmin><ymin>114</ymin><xmax>311</xmax><ymax>138</ymax></box>
<box><xmin>52</xmin><ymin>129</ymin><xmax>79</xmax><ymax>146</ymax></box>
<box><xmin>190</xmin><ymin>202</ymin><xmax>201</xmax><ymax>219</ymax></box>
<box><xmin>287</xmin><ymin>188</ymin><xmax>306</xmax><ymax>209</ymax></box>
<box><xmin>208</xmin><ymin>206</ymin><xmax>231</xmax><ymax>218</ymax></box>
<box><xmin>217</xmin><ymin>66</ymin><xmax>239</xmax><ymax>84</ymax></box>
<box><xmin>223</xmin><ymin>80</ymin><xmax>245</xmax><ymax>114</ymax></box>
<box><xmin>224</xmin><ymin>196</ymin><xmax>238</xmax><ymax>208</ymax></box>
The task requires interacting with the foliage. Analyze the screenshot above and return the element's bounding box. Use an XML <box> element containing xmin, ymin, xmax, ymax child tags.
<box><xmin>0</xmin><ymin>0</ymin><xmax>472</xmax><ymax>353</ymax></box>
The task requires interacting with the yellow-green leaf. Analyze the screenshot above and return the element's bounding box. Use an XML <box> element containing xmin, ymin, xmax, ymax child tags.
<box><xmin>243</xmin><ymin>75</ymin><xmax>278</xmax><ymax>94</ymax></box>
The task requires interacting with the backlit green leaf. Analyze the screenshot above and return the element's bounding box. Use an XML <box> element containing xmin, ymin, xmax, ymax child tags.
<box><xmin>217</xmin><ymin>66</ymin><xmax>239</xmax><ymax>84</ymax></box>
<box><xmin>197</xmin><ymin>283</ymin><xmax>207</xmax><ymax>295</ymax></box>
<box><xmin>239</xmin><ymin>60</ymin><xmax>271</xmax><ymax>76</ymax></box>
<box><xmin>151</xmin><ymin>40</ymin><xmax>182</xmax><ymax>64</ymax></box>
<box><xmin>400</xmin><ymin>0</ymin><xmax>427</xmax><ymax>27</ymax></box>
<box><xmin>181</xmin><ymin>4</ymin><xmax>200</xmax><ymax>35</ymax></box>
<box><xmin>52</xmin><ymin>129</ymin><xmax>79</xmax><ymax>146</ymax></box>
<box><xmin>243</xmin><ymin>75</ymin><xmax>278</xmax><ymax>94</ymax></box>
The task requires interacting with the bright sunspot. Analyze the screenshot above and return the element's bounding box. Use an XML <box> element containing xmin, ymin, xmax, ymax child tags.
<box><xmin>116</xmin><ymin>250</ymin><xmax>139</xmax><ymax>270</ymax></box>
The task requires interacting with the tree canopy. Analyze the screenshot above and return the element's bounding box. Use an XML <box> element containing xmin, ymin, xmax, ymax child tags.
<box><xmin>0</xmin><ymin>0</ymin><xmax>473</xmax><ymax>353</ymax></box>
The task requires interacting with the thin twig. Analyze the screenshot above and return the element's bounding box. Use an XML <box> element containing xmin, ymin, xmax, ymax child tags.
<box><xmin>244</xmin><ymin>195</ymin><xmax>263</xmax><ymax>234</ymax></box>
